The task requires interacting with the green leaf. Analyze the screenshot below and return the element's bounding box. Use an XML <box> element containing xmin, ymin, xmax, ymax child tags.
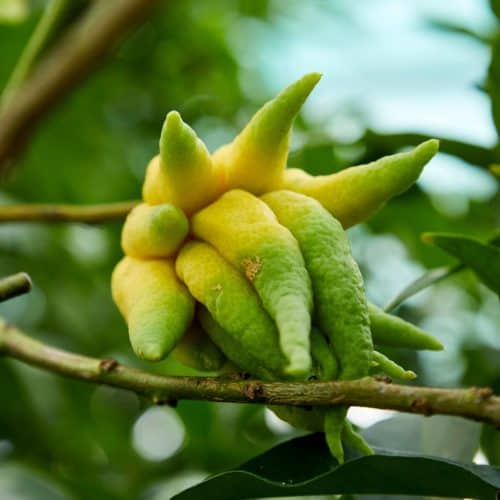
<box><xmin>385</xmin><ymin>233</ymin><xmax>500</xmax><ymax>310</ymax></box>
<box><xmin>172</xmin><ymin>434</ymin><xmax>500</xmax><ymax>499</ymax></box>
<box><xmin>362</xmin><ymin>414</ymin><xmax>481</xmax><ymax>463</ymax></box>
<box><xmin>426</xmin><ymin>18</ymin><xmax>492</xmax><ymax>45</ymax></box>
<box><xmin>384</xmin><ymin>263</ymin><xmax>463</xmax><ymax>311</ymax></box>
<box><xmin>422</xmin><ymin>232</ymin><xmax>500</xmax><ymax>296</ymax></box>
<box><xmin>482</xmin><ymin>424</ymin><xmax>500</xmax><ymax>466</ymax></box>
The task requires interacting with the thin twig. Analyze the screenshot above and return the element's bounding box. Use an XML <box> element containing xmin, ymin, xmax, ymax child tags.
<box><xmin>1</xmin><ymin>0</ymin><xmax>75</xmax><ymax>105</ymax></box>
<box><xmin>0</xmin><ymin>320</ymin><xmax>498</xmax><ymax>426</ymax></box>
<box><xmin>0</xmin><ymin>273</ymin><xmax>32</xmax><ymax>302</ymax></box>
<box><xmin>0</xmin><ymin>0</ymin><xmax>161</xmax><ymax>172</ymax></box>
<box><xmin>0</xmin><ymin>200</ymin><xmax>138</xmax><ymax>223</ymax></box>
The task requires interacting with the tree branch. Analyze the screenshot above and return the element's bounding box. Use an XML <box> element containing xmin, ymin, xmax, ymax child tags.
<box><xmin>0</xmin><ymin>319</ymin><xmax>498</xmax><ymax>427</ymax></box>
<box><xmin>0</xmin><ymin>0</ymin><xmax>160</xmax><ymax>172</ymax></box>
<box><xmin>0</xmin><ymin>273</ymin><xmax>32</xmax><ymax>302</ymax></box>
<box><xmin>0</xmin><ymin>200</ymin><xmax>138</xmax><ymax>223</ymax></box>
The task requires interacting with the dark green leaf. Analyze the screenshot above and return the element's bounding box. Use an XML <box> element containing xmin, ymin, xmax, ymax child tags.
<box><xmin>384</xmin><ymin>263</ymin><xmax>463</xmax><ymax>311</ymax></box>
<box><xmin>385</xmin><ymin>233</ymin><xmax>500</xmax><ymax>310</ymax></box>
<box><xmin>362</xmin><ymin>414</ymin><xmax>480</xmax><ymax>463</ymax></box>
<box><xmin>422</xmin><ymin>232</ymin><xmax>500</xmax><ymax>296</ymax></box>
<box><xmin>426</xmin><ymin>18</ymin><xmax>491</xmax><ymax>44</ymax></box>
<box><xmin>482</xmin><ymin>424</ymin><xmax>500</xmax><ymax>466</ymax></box>
<box><xmin>173</xmin><ymin>434</ymin><xmax>500</xmax><ymax>499</ymax></box>
<box><xmin>362</xmin><ymin>130</ymin><xmax>497</xmax><ymax>169</ymax></box>
<box><xmin>490</xmin><ymin>0</ymin><xmax>500</xmax><ymax>20</ymax></box>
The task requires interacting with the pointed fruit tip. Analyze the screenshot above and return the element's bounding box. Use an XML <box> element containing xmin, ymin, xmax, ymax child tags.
<box><xmin>430</xmin><ymin>339</ymin><xmax>445</xmax><ymax>351</ymax></box>
<box><xmin>301</xmin><ymin>71</ymin><xmax>322</xmax><ymax>86</ymax></box>
<box><xmin>133</xmin><ymin>341</ymin><xmax>166</xmax><ymax>362</ymax></box>
<box><xmin>283</xmin><ymin>72</ymin><xmax>322</xmax><ymax>104</ymax></box>
<box><xmin>414</xmin><ymin>139</ymin><xmax>439</xmax><ymax>164</ymax></box>
<box><xmin>160</xmin><ymin>110</ymin><xmax>201</xmax><ymax>168</ymax></box>
<box><xmin>161</xmin><ymin>110</ymin><xmax>185</xmax><ymax>142</ymax></box>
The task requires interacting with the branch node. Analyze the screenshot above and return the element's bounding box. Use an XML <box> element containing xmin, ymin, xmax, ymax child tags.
<box><xmin>243</xmin><ymin>381</ymin><xmax>265</xmax><ymax>401</ymax></box>
<box><xmin>410</xmin><ymin>398</ymin><xmax>433</xmax><ymax>416</ymax></box>
<box><xmin>475</xmin><ymin>386</ymin><xmax>493</xmax><ymax>401</ymax></box>
<box><xmin>374</xmin><ymin>374</ymin><xmax>392</xmax><ymax>384</ymax></box>
<box><xmin>99</xmin><ymin>358</ymin><xmax>118</xmax><ymax>373</ymax></box>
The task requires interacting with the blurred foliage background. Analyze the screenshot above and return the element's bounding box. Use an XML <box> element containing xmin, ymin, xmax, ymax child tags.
<box><xmin>0</xmin><ymin>0</ymin><xmax>499</xmax><ymax>498</ymax></box>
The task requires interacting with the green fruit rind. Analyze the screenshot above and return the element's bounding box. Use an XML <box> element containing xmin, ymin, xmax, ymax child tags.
<box><xmin>269</xmin><ymin>405</ymin><xmax>325</xmax><ymax>432</ymax></box>
<box><xmin>198</xmin><ymin>307</ymin><xmax>277</xmax><ymax>380</ymax></box>
<box><xmin>342</xmin><ymin>421</ymin><xmax>374</xmax><ymax>456</ymax></box>
<box><xmin>156</xmin><ymin>110</ymin><xmax>218</xmax><ymax>214</ymax></box>
<box><xmin>310</xmin><ymin>328</ymin><xmax>338</xmax><ymax>381</ymax></box>
<box><xmin>191</xmin><ymin>190</ymin><xmax>313</xmax><ymax>378</ymax></box>
<box><xmin>175</xmin><ymin>240</ymin><xmax>290</xmax><ymax>379</ymax></box>
<box><xmin>372</xmin><ymin>350</ymin><xmax>416</xmax><ymax>380</ymax></box>
<box><xmin>111</xmin><ymin>257</ymin><xmax>194</xmax><ymax>361</ymax></box>
<box><xmin>262</xmin><ymin>190</ymin><xmax>373</xmax><ymax>380</ymax></box>
<box><xmin>368</xmin><ymin>302</ymin><xmax>443</xmax><ymax>351</ymax></box>
<box><xmin>171</xmin><ymin>320</ymin><xmax>226</xmax><ymax>372</ymax></box>
<box><xmin>213</xmin><ymin>73</ymin><xmax>321</xmax><ymax>194</ymax></box>
<box><xmin>121</xmin><ymin>202</ymin><xmax>189</xmax><ymax>258</ymax></box>
<box><xmin>324</xmin><ymin>408</ymin><xmax>348</xmax><ymax>464</ymax></box>
<box><xmin>281</xmin><ymin>139</ymin><xmax>439</xmax><ymax>228</ymax></box>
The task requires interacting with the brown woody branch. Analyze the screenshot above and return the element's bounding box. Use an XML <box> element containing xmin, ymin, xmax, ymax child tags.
<box><xmin>0</xmin><ymin>0</ymin><xmax>161</xmax><ymax>172</ymax></box>
<box><xmin>0</xmin><ymin>320</ymin><xmax>498</xmax><ymax>427</ymax></box>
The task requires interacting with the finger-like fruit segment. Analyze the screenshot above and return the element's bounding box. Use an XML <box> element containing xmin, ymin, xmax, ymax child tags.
<box><xmin>142</xmin><ymin>155</ymin><xmax>166</xmax><ymax>205</ymax></box>
<box><xmin>281</xmin><ymin>139</ymin><xmax>439</xmax><ymax>228</ymax></box>
<box><xmin>368</xmin><ymin>302</ymin><xmax>443</xmax><ymax>351</ymax></box>
<box><xmin>198</xmin><ymin>308</ymin><xmax>277</xmax><ymax>380</ymax></box>
<box><xmin>175</xmin><ymin>240</ymin><xmax>289</xmax><ymax>379</ymax></box>
<box><xmin>143</xmin><ymin>112</ymin><xmax>221</xmax><ymax>214</ymax></box>
<box><xmin>372</xmin><ymin>350</ymin><xmax>416</xmax><ymax>380</ymax></box>
<box><xmin>111</xmin><ymin>257</ymin><xmax>194</xmax><ymax>361</ymax></box>
<box><xmin>310</xmin><ymin>328</ymin><xmax>338</xmax><ymax>380</ymax></box>
<box><xmin>171</xmin><ymin>319</ymin><xmax>226</xmax><ymax>372</ymax></box>
<box><xmin>342</xmin><ymin>421</ymin><xmax>374</xmax><ymax>456</ymax></box>
<box><xmin>121</xmin><ymin>202</ymin><xmax>189</xmax><ymax>258</ymax></box>
<box><xmin>262</xmin><ymin>190</ymin><xmax>372</xmax><ymax>380</ymax></box>
<box><xmin>191</xmin><ymin>190</ymin><xmax>313</xmax><ymax>378</ymax></box>
<box><xmin>324</xmin><ymin>408</ymin><xmax>347</xmax><ymax>464</ymax></box>
<box><xmin>269</xmin><ymin>405</ymin><xmax>325</xmax><ymax>432</ymax></box>
<box><xmin>212</xmin><ymin>73</ymin><xmax>321</xmax><ymax>194</ymax></box>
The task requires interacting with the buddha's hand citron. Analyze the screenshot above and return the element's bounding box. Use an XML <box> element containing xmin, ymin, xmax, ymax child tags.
<box><xmin>110</xmin><ymin>71</ymin><xmax>442</xmax><ymax>461</ymax></box>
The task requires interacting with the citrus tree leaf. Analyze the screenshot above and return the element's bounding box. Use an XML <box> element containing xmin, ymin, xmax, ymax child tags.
<box><xmin>173</xmin><ymin>433</ymin><xmax>500</xmax><ymax>499</ymax></box>
<box><xmin>386</xmin><ymin>232</ymin><xmax>500</xmax><ymax>310</ymax></box>
<box><xmin>422</xmin><ymin>232</ymin><xmax>500</xmax><ymax>296</ymax></box>
<box><xmin>384</xmin><ymin>263</ymin><xmax>462</xmax><ymax>311</ymax></box>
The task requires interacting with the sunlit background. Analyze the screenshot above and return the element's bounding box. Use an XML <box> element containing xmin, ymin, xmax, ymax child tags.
<box><xmin>0</xmin><ymin>0</ymin><xmax>499</xmax><ymax>498</ymax></box>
